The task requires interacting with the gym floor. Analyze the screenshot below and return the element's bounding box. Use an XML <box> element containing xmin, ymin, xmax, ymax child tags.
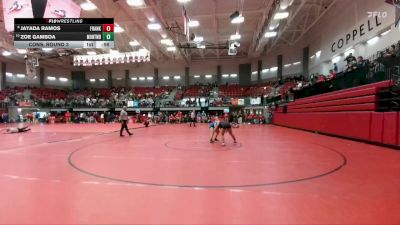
<box><xmin>0</xmin><ymin>123</ymin><xmax>399</xmax><ymax>224</ymax></box>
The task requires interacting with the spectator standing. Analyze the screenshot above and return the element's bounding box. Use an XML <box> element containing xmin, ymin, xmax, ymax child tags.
<box><xmin>333</xmin><ymin>63</ymin><xmax>338</xmax><ymax>73</ymax></box>
<box><xmin>190</xmin><ymin>110</ymin><xmax>196</xmax><ymax>127</ymax></box>
<box><xmin>65</xmin><ymin>111</ymin><xmax>71</xmax><ymax>123</ymax></box>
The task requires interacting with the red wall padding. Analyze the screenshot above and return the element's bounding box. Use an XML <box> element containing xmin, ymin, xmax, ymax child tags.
<box><xmin>370</xmin><ymin>113</ymin><xmax>384</xmax><ymax>143</ymax></box>
<box><xmin>383</xmin><ymin>112</ymin><xmax>398</xmax><ymax>146</ymax></box>
<box><xmin>273</xmin><ymin>112</ymin><xmax>399</xmax><ymax>147</ymax></box>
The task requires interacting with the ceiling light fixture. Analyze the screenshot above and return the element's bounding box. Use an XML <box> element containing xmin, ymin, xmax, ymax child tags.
<box><xmin>231</xmin><ymin>15</ymin><xmax>244</xmax><ymax>24</ymax></box>
<box><xmin>80</xmin><ymin>1</ymin><xmax>97</xmax><ymax>10</ymax></box>
<box><xmin>269</xmin><ymin>23</ymin><xmax>279</xmax><ymax>30</ymax></box>
<box><xmin>131</xmin><ymin>77</ymin><xmax>137</xmax><ymax>81</ymax></box>
<box><xmin>367</xmin><ymin>36</ymin><xmax>379</xmax><ymax>45</ymax></box>
<box><xmin>59</xmin><ymin>77</ymin><xmax>68</xmax><ymax>82</ymax></box>
<box><xmin>110</xmin><ymin>49</ymin><xmax>119</xmax><ymax>55</ymax></box>
<box><xmin>2</xmin><ymin>51</ymin><xmax>11</xmax><ymax>56</ymax></box>
<box><xmin>188</xmin><ymin>20</ymin><xmax>199</xmax><ymax>27</ymax></box>
<box><xmin>332</xmin><ymin>55</ymin><xmax>341</xmax><ymax>63</ymax></box>
<box><xmin>114</xmin><ymin>24</ymin><xmax>124</xmax><ymax>33</ymax></box>
<box><xmin>139</xmin><ymin>48</ymin><xmax>149</xmax><ymax>53</ymax></box>
<box><xmin>273</xmin><ymin>12</ymin><xmax>289</xmax><ymax>20</ymax></box>
<box><xmin>193</xmin><ymin>36</ymin><xmax>204</xmax><ymax>42</ymax></box>
<box><xmin>264</xmin><ymin>31</ymin><xmax>277</xmax><ymax>38</ymax></box>
<box><xmin>161</xmin><ymin>39</ymin><xmax>174</xmax><ymax>46</ymax></box>
<box><xmin>148</xmin><ymin>23</ymin><xmax>162</xmax><ymax>30</ymax></box>
<box><xmin>163</xmin><ymin>76</ymin><xmax>170</xmax><ymax>80</ymax></box>
<box><xmin>16</xmin><ymin>49</ymin><xmax>27</xmax><ymax>54</ymax></box>
<box><xmin>381</xmin><ymin>29</ymin><xmax>391</xmax><ymax>36</ymax></box>
<box><xmin>167</xmin><ymin>46</ymin><xmax>176</xmax><ymax>52</ymax></box>
<box><xmin>47</xmin><ymin>76</ymin><xmax>56</xmax><ymax>80</ymax></box>
<box><xmin>230</xmin><ymin>33</ymin><xmax>241</xmax><ymax>40</ymax></box>
<box><xmin>129</xmin><ymin>40</ymin><xmax>140</xmax><ymax>46</ymax></box>
<box><xmin>5</xmin><ymin>72</ymin><xmax>13</xmax><ymax>77</ymax></box>
<box><xmin>230</xmin><ymin>74</ymin><xmax>237</xmax><ymax>78</ymax></box>
<box><xmin>16</xmin><ymin>74</ymin><xmax>25</xmax><ymax>78</ymax></box>
<box><xmin>177</xmin><ymin>0</ymin><xmax>191</xmax><ymax>3</ymax></box>
<box><xmin>43</xmin><ymin>48</ymin><xmax>53</xmax><ymax>52</ymax></box>
<box><xmin>222</xmin><ymin>74</ymin><xmax>229</xmax><ymax>78</ymax></box>
<box><xmin>126</xmin><ymin>0</ymin><xmax>145</xmax><ymax>6</ymax></box>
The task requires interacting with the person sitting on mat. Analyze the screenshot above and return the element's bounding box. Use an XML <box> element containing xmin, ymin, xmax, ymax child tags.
<box><xmin>119</xmin><ymin>106</ymin><xmax>132</xmax><ymax>137</ymax></box>
<box><xmin>2</xmin><ymin>124</ymin><xmax>31</xmax><ymax>134</ymax></box>
<box><xmin>214</xmin><ymin>118</ymin><xmax>237</xmax><ymax>146</ymax></box>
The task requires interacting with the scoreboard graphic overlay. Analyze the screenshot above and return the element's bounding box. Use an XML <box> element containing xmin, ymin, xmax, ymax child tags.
<box><xmin>14</xmin><ymin>18</ymin><xmax>114</xmax><ymax>49</ymax></box>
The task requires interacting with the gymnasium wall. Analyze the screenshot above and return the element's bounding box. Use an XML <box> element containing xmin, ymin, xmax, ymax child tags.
<box><xmin>260</xmin><ymin>0</ymin><xmax>399</xmax><ymax>76</ymax></box>
<box><xmin>2</xmin><ymin>0</ymin><xmax>398</xmax><ymax>89</ymax></box>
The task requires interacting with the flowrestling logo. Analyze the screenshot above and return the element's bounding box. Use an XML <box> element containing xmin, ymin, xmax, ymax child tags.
<box><xmin>367</xmin><ymin>11</ymin><xmax>388</xmax><ymax>18</ymax></box>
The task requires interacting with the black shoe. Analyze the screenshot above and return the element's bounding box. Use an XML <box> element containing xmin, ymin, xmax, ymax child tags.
<box><xmin>129</xmin><ymin>133</ymin><xmax>133</xmax><ymax>136</ymax></box>
<box><xmin>120</xmin><ymin>134</ymin><xmax>124</xmax><ymax>137</ymax></box>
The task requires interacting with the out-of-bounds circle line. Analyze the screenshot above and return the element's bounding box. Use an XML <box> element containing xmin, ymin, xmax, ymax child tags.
<box><xmin>68</xmin><ymin>129</ymin><xmax>347</xmax><ymax>189</ymax></box>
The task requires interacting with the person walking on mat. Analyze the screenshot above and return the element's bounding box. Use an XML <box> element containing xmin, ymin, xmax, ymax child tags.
<box><xmin>120</xmin><ymin>106</ymin><xmax>132</xmax><ymax>137</ymax></box>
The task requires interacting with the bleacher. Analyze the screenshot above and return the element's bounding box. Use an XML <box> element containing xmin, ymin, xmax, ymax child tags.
<box><xmin>133</xmin><ymin>87</ymin><xmax>167</xmax><ymax>96</ymax></box>
<box><xmin>273</xmin><ymin>80</ymin><xmax>399</xmax><ymax>146</ymax></box>
<box><xmin>183</xmin><ymin>86</ymin><xmax>201</xmax><ymax>97</ymax></box>
<box><xmin>219</xmin><ymin>85</ymin><xmax>245</xmax><ymax>97</ymax></box>
<box><xmin>31</xmin><ymin>88</ymin><xmax>67</xmax><ymax>100</ymax></box>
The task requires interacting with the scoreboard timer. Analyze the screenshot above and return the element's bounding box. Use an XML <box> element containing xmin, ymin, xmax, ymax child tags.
<box><xmin>13</xmin><ymin>18</ymin><xmax>114</xmax><ymax>49</ymax></box>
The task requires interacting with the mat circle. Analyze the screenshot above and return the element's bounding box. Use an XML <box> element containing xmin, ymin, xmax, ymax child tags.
<box><xmin>68</xmin><ymin>139</ymin><xmax>347</xmax><ymax>189</ymax></box>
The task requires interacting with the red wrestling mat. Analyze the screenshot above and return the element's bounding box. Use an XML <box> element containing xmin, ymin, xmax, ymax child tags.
<box><xmin>0</xmin><ymin>123</ymin><xmax>399</xmax><ymax>224</ymax></box>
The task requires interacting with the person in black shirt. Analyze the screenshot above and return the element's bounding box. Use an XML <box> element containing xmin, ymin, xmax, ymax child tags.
<box><xmin>344</xmin><ymin>53</ymin><xmax>356</xmax><ymax>64</ymax></box>
<box><xmin>214</xmin><ymin>118</ymin><xmax>237</xmax><ymax>146</ymax></box>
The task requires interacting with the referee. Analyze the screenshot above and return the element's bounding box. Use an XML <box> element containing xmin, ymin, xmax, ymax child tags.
<box><xmin>120</xmin><ymin>106</ymin><xmax>132</xmax><ymax>137</ymax></box>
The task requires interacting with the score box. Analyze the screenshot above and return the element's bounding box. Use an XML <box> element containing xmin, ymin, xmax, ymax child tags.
<box><xmin>103</xmin><ymin>32</ymin><xmax>114</xmax><ymax>41</ymax></box>
<box><xmin>103</xmin><ymin>24</ymin><xmax>114</xmax><ymax>32</ymax></box>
